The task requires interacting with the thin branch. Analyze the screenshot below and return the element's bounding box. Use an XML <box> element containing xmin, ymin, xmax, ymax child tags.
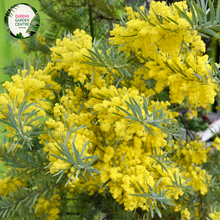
<box><xmin>179</xmin><ymin>115</ymin><xmax>195</xmax><ymax>141</ymax></box>
<box><xmin>88</xmin><ymin>1</ymin><xmax>94</xmax><ymax>40</ymax></box>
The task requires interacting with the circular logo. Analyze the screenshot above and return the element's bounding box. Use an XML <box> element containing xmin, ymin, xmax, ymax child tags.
<box><xmin>4</xmin><ymin>3</ymin><xmax>40</xmax><ymax>39</ymax></box>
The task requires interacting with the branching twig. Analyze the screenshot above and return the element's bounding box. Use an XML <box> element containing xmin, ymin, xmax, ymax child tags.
<box><xmin>179</xmin><ymin>115</ymin><xmax>195</xmax><ymax>141</ymax></box>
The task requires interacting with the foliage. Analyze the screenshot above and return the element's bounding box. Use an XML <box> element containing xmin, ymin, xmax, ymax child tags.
<box><xmin>1</xmin><ymin>0</ymin><xmax>220</xmax><ymax>219</ymax></box>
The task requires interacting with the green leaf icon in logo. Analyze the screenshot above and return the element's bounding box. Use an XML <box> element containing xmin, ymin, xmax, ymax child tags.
<box><xmin>26</xmin><ymin>13</ymin><xmax>40</xmax><ymax>34</ymax></box>
<box><xmin>16</xmin><ymin>32</ymin><xmax>25</xmax><ymax>39</ymax></box>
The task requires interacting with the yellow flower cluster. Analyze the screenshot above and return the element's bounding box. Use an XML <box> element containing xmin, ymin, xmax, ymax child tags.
<box><xmin>50</xmin><ymin>29</ymin><xmax>109</xmax><ymax>92</ymax></box>
<box><xmin>50</xmin><ymin>30</ymin><xmax>92</xmax><ymax>82</ymax></box>
<box><xmin>37</xmin><ymin>33</ymin><xmax>46</xmax><ymax>45</ymax></box>
<box><xmin>210</xmin><ymin>211</ymin><xmax>220</xmax><ymax>220</ymax></box>
<box><xmin>40</xmin><ymin>86</ymin><xmax>190</xmax><ymax>211</ymax></box>
<box><xmin>60</xmin><ymin>87</ymin><xmax>86</xmax><ymax>114</ymax></box>
<box><xmin>35</xmin><ymin>194</ymin><xmax>61</xmax><ymax>220</ymax></box>
<box><xmin>40</xmin><ymin>102</ymin><xmax>94</xmax><ymax>185</ymax></box>
<box><xmin>110</xmin><ymin>1</ymin><xmax>218</xmax><ymax>107</ymax></box>
<box><xmin>0</xmin><ymin>64</ymin><xmax>61</xmax><ymax>137</ymax></box>
<box><xmin>172</xmin><ymin>140</ymin><xmax>210</xmax><ymax>167</ymax></box>
<box><xmin>0</xmin><ymin>174</ymin><xmax>23</xmax><ymax>197</ymax></box>
<box><xmin>181</xmin><ymin>207</ymin><xmax>191</xmax><ymax>220</ymax></box>
<box><xmin>169</xmin><ymin>140</ymin><xmax>211</xmax><ymax>195</ymax></box>
<box><xmin>213</xmin><ymin>137</ymin><xmax>220</xmax><ymax>150</ymax></box>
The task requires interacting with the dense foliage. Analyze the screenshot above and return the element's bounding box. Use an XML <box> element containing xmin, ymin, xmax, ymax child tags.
<box><xmin>1</xmin><ymin>0</ymin><xmax>220</xmax><ymax>219</ymax></box>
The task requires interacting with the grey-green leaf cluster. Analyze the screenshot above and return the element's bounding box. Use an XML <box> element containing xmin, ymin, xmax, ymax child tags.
<box><xmin>115</xmin><ymin>96</ymin><xmax>174</xmax><ymax>136</ymax></box>
<box><xmin>45</xmin><ymin>124</ymin><xmax>100</xmax><ymax>186</ymax></box>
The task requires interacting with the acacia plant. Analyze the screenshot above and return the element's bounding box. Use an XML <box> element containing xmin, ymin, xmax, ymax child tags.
<box><xmin>1</xmin><ymin>0</ymin><xmax>220</xmax><ymax>219</ymax></box>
